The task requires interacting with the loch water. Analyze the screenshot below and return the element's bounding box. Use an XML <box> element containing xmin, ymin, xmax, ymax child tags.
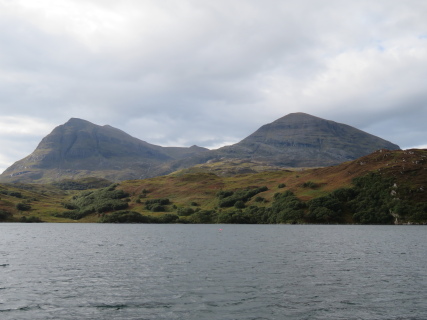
<box><xmin>1</xmin><ymin>223</ymin><xmax>426</xmax><ymax>320</ymax></box>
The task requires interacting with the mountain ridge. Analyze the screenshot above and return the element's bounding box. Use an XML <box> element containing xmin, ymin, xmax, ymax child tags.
<box><xmin>0</xmin><ymin>113</ymin><xmax>400</xmax><ymax>183</ymax></box>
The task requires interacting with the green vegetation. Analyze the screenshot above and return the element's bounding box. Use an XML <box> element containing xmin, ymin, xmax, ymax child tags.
<box><xmin>0</xmin><ymin>190</ymin><xmax>23</xmax><ymax>198</ymax></box>
<box><xmin>217</xmin><ymin>186</ymin><xmax>268</xmax><ymax>208</ymax></box>
<box><xmin>99</xmin><ymin>211</ymin><xmax>179</xmax><ymax>224</ymax></box>
<box><xmin>1</xmin><ymin>149</ymin><xmax>426</xmax><ymax>224</ymax></box>
<box><xmin>349</xmin><ymin>173</ymin><xmax>427</xmax><ymax>224</ymax></box>
<box><xmin>52</xmin><ymin>178</ymin><xmax>112</xmax><ymax>190</ymax></box>
<box><xmin>20</xmin><ymin>216</ymin><xmax>43</xmax><ymax>223</ymax></box>
<box><xmin>188</xmin><ymin>210</ymin><xmax>216</xmax><ymax>223</ymax></box>
<box><xmin>145</xmin><ymin>198</ymin><xmax>171</xmax><ymax>212</ymax></box>
<box><xmin>177</xmin><ymin>207</ymin><xmax>195</xmax><ymax>216</ymax></box>
<box><xmin>269</xmin><ymin>191</ymin><xmax>305</xmax><ymax>223</ymax></box>
<box><xmin>307</xmin><ymin>194</ymin><xmax>342</xmax><ymax>223</ymax></box>
<box><xmin>302</xmin><ymin>181</ymin><xmax>318</xmax><ymax>189</ymax></box>
<box><xmin>0</xmin><ymin>209</ymin><xmax>12</xmax><ymax>221</ymax></box>
<box><xmin>16</xmin><ymin>202</ymin><xmax>32</xmax><ymax>211</ymax></box>
<box><xmin>349</xmin><ymin>174</ymin><xmax>395</xmax><ymax>224</ymax></box>
<box><xmin>54</xmin><ymin>184</ymin><xmax>130</xmax><ymax>220</ymax></box>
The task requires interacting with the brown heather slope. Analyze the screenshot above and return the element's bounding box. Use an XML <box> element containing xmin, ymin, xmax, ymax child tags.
<box><xmin>306</xmin><ymin>149</ymin><xmax>427</xmax><ymax>201</ymax></box>
<box><xmin>0</xmin><ymin>183</ymin><xmax>73</xmax><ymax>222</ymax></box>
<box><xmin>120</xmin><ymin>149</ymin><xmax>427</xmax><ymax>212</ymax></box>
<box><xmin>1</xmin><ymin>149</ymin><xmax>425</xmax><ymax>223</ymax></box>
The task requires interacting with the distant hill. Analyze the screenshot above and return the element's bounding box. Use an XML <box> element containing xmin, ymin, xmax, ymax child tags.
<box><xmin>0</xmin><ymin>113</ymin><xmax>400</xmax><ymax>183</ymax></box>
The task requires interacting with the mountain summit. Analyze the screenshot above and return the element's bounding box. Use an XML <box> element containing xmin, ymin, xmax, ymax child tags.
<box><xmin>0</xmin><ymin>113</ymin><xmax>400</xmax><ymax>182</ymax></box>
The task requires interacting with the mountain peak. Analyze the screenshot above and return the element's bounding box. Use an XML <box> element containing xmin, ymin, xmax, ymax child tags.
<box><xmin>285</xmin><ymin>112</ymin><xmax>312</xmax><ymax>117</ymax></box>
<box><xmin>274</xmin><ymin>112</ymin><xmax>323</xmax><ymax>123</ymax></box>
<box><xmin>64</xmin><ymin>118</ymin><xmax>93</xmax><ymax>126</ymax></box>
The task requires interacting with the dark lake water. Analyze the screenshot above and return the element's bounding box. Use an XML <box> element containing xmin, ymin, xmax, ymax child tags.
<box><xmin>1</xmin><ymin>224</ymin><xmax>426</xmax><ymax>320</ymax></box>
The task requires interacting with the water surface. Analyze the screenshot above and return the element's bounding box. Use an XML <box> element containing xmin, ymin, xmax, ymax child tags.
<box><xmin>1</xmin><ymin>224</ymin><xmax>426</xmax><ymax>319</ymax></box>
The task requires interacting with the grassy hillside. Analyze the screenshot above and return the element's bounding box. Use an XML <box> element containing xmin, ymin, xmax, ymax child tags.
<box><xmin>1</xmin><ymin>149</ymin><xmax>426</xmax><ymax>224</ymax></box>
<box><xmin>0</xmin><ymin>183</ymin><xmax>73</xmax><ymax>223</ymax></box>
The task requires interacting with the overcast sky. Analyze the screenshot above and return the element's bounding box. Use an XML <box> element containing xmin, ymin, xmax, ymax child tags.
<box><xmin>1</xmin><ymin>0</ymin><xmax>426</xmax><ymax>173</ymax></box>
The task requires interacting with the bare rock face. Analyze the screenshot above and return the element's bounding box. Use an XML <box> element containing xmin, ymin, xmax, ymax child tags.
<box><xmin>0</xmin><ymin>113</ymin><xmax>400</xmax><ymax>183</ymax></box>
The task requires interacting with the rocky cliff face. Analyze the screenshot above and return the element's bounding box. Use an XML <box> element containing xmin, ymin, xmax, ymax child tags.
<box><xmin>0</xmin><ymin>113</ymin><xmax>400</xmax><ymax>183</ymax></box>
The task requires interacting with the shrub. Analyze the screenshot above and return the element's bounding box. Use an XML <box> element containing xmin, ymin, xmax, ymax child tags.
<box><xmin>270</xmin><ymin>191</ymin><xmax>305</xmax><ymax>223</ymax></box>
<box><xmin>145</xmin><ymin>198</ymin><xmax>170</xmax><ymax>206</ymax></box>
<box><xmin>302</xmin><ymin>181</ymin><xmax>318</xmax><ymax>189</ymax></box>
<box><xmin>216</xmin><ymin>190</ymin><xmax>234</xmax><ymax>199</ymax></box>
<box><xmin>99</xmin><ymin>211</ymin><xmax>150</xmax><ymax>223</ymax></box>
<box><xmin>189</xmin><ymin>210</ymin><xmax>216</xmax><ymax>223</ymax></box>
<box><xmin>348</xmin><ymin>173</ymin><xmax>395</xmax><ymax>224</ymax></box>
<box><xmin>0</xmin><ymin>209</ymin><xmax>12</xmax><ymax>220</ymax></box>
<box><xmin>0</xmin><ymin>190</ymin><xmax>23</xmax><ymax>198</ymax></box>
<box><xmin>96</xmin><ymin>200</ymin><xmax>129</xmax><ymax>213</ymax></box>
<box><xmin>52</xmin><ymin>178</ymin><xmax>112</xmax><ymax>190</ymax></box>
<box><xmin>99</xmin><ymin>211</ymin><xmax>179</xmax><ymax>224</ymax></box>
<box><xmin>20</xmin><ymin>216</ymin><xmax>42</xmax><ymax>223</ymax></box>
<box><xmin>158</xmin><ymin>214</ymin><xmax>179</xmax><ymax>223</ymax></box>
<box><xmin>16</xmin><ymin>202</ymin><xmax>31</xmax><ymax>211</ymax></box>
<box><xmin>149</xmin><ymin>204</ymin><xmax>166</xmax><ymax>212</ymax></box>
<box><xmin>59</xmin><ymin>184</ymin><xmax>130</xmax><ymax>220</ymax></box>
<box><xmin>254</xmin><ymin>196</ymin><xmax>264</xmax><ymax>202</ymax></box>
<box><xmin>53</xmin><ymin>210</ymin><xmax>90</xmax><ymax>220</ymax></box>
<box><xmin>307</xmin><ymin>196</ymin><xmax>342</xmax><ymax>223</ymax></box>
<box><xmin>234</xmin><ymin>200</ymin><xmax>245</xmax><ymax>209</ymax></box>
<box><xmin>217</xmin><ymin>186</ymin><xmax>268</xmax><ymax>208</ymax></box>
<box><xmin>177</xmin><ymin>207</ymin><xmax>195</xmax><ymax>216</ymax></box>
<box><xmin>62</xmin><ymin>202</ymin><xmax>78</xmax><ymax>210</ymax></box>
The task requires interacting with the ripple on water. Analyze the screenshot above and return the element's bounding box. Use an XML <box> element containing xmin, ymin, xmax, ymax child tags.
<box><xmin>0</xmin><ymin>224</ymin><xmax>427</xmax><ymax>320</ymax></box>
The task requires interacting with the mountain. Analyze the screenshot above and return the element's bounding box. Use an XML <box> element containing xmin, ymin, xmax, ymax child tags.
<box><xmin>0</xmin><ymin>118</ymin><xmax>208</xmax><ymax>183</ymax></box>
<box><xmin>213</xmin><ymin>112</ymin><xmax>400</xmax><ymax>167</ymax></box>
<box><xmin>0</xmin><ymin>113</ymin><xmax>400</xmax><ymax>183</ymax></box>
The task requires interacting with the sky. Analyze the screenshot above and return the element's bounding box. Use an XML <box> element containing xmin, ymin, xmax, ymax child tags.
<box><xmin>1</xmin><ymin>0</ymin><xmax>427</xmax><ymax>173</ymax></box>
